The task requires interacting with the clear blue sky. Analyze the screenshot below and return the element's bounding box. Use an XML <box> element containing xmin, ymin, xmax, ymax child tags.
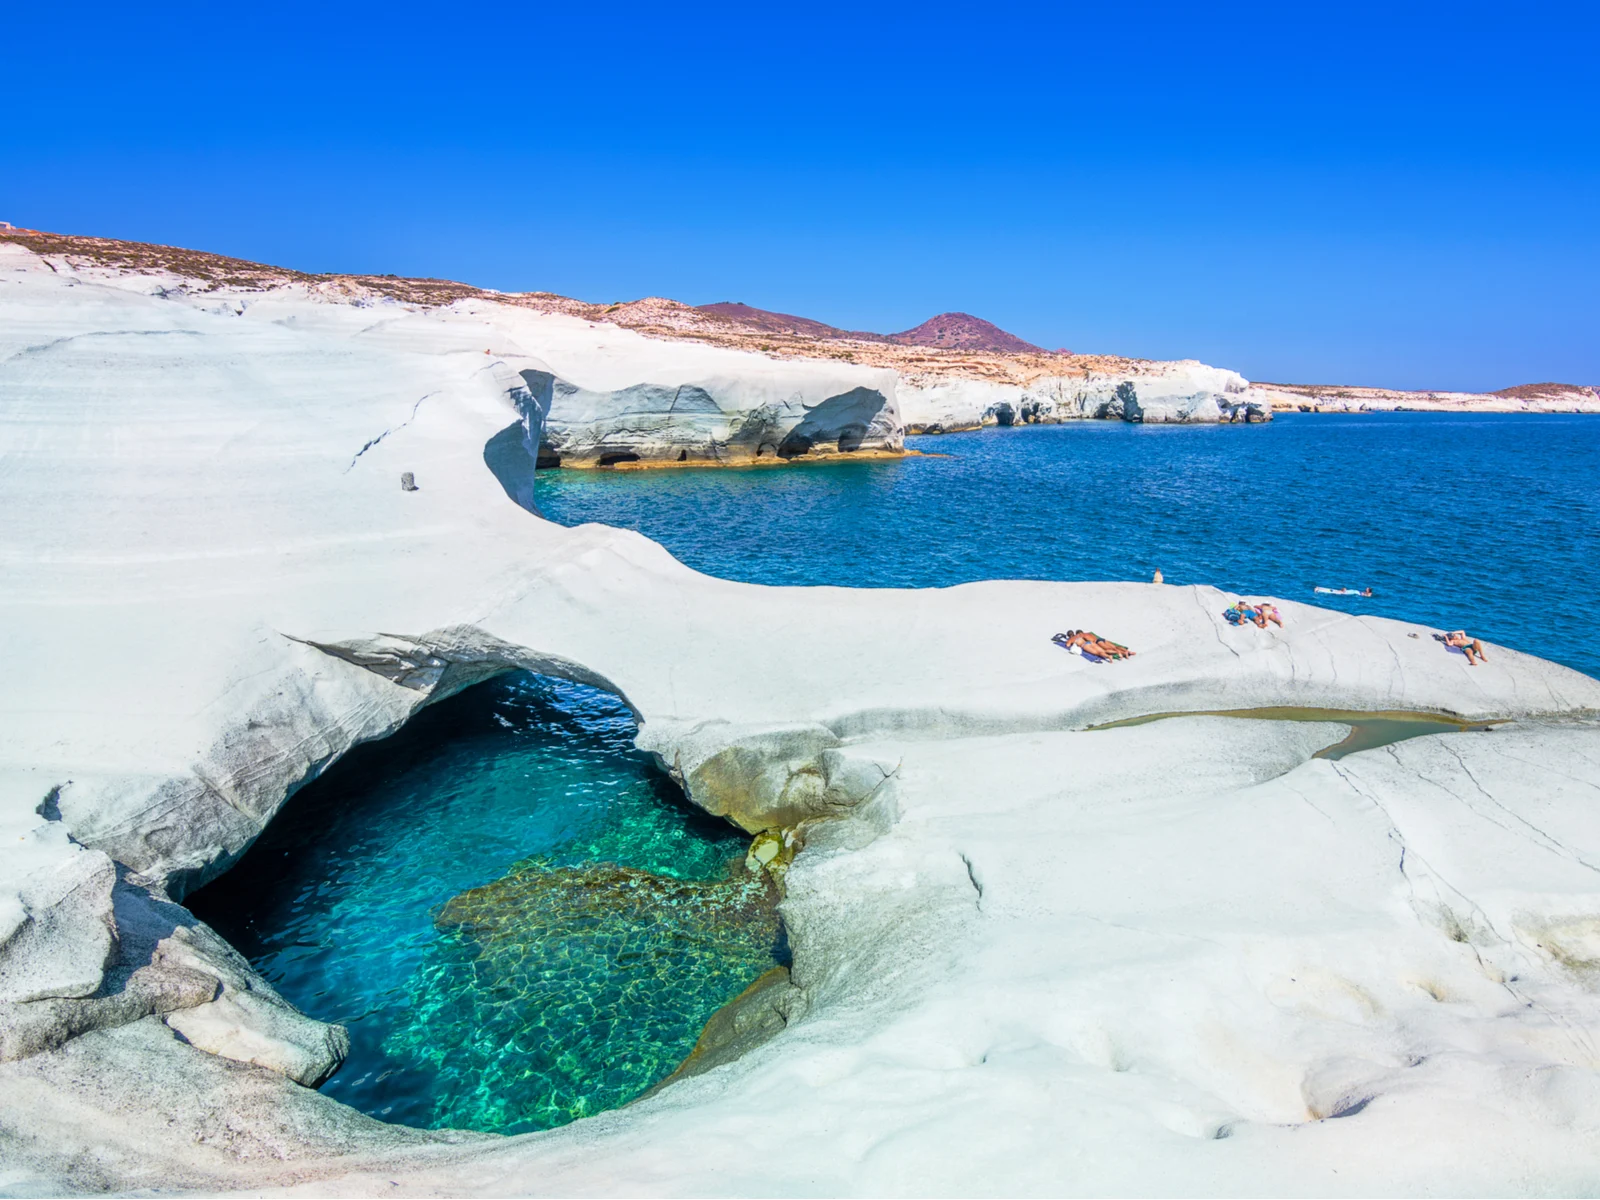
<box><xmin>5</xmin><ymin>1</ymin><xmax>1596</xmax><ymax>390</ymax></box>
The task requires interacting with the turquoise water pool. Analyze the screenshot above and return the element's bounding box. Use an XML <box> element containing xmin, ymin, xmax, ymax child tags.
<box><xmin>189</xmin><ymin>675</ymin><xmax>785</xmax><ymax>1135</ymax></box>
<box><xmin>536</xmin><ymin>412</ymin><xmax>1600</xmax><ymax>680</ymax></box>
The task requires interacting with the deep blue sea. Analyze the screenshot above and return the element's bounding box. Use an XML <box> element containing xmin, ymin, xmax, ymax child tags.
<box><xmin>537</xmin><ymin>413</ymin><xmax>1600</xmax><ymax>681</ymax></box>
<box><xmin>191</xmin><ymin>411</ymin><xmax>1598</xmax><ymax>1140</ymax></box>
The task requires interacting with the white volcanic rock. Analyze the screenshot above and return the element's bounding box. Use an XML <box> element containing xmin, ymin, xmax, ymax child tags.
<box><xmin>900</xmin><ymin>360</ymin><xmax>1268</xmax><ymax>431</ymax></box>
<box><xmin>436</xmin><ymin>298</ymin><xmax>904</xmax><ymax>467</ymax></box>
<box><xmin>4</xmin><ymin>240</ymin><xmax>1600</xmax><ymax>1194</ymax></box>
<box><xmin>262</xmin><ymin>717</ymin><xmax>1600</xmax><ymax>1198</ymax></box>
<box><xmin>535</xmin><ymin>363</ymin><xmax>902</xmax><ymax>467</ymax></box>
<box><xmin>1250</xmin><ymin>380</ymin><xmax>1600</xmax><ymax>415</ymax></box>
<box><xmin>164</xmin><ymin>976</ymin><xmax>350</xmax><ymax>1088</ymax></box>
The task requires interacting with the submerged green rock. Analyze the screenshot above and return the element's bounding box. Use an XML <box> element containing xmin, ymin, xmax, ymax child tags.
<box><xmin>386</xmin><ymin>858</ymin><xmax>785</xmax><ymax>1133</ymax></box>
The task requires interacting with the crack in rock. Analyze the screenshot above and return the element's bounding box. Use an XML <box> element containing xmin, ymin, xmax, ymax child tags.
<box><xmin>345</xmin><ymin>392</ymin><xmax>437</xmax><ymax>472</ymax></box>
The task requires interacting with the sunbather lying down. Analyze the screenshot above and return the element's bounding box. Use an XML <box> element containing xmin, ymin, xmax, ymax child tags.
<box><xmin>1438</xmin><ymin>629</ymin><xmax>1488</xmax><ymax>666</ymax></box>
<box><xmin>1052</xmin><ymin>630</ymin><xmax>1136</xmax><ymax>660</ymax></box>
<box><xmin>1224</xmin><ymin>601</ymin><xmax>1284</xmax><ymax>628</ymax></box>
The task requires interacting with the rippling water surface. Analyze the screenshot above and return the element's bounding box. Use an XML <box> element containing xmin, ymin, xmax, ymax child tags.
<box><xmin>537</xmin><ymin>413</ymin><xmax>1600</xmax><ymax>680</ymax></box>
<box><xmin>190</xmin><ymin>676</ymin><xmax>782</xmax><ymax>1135</ymax></box>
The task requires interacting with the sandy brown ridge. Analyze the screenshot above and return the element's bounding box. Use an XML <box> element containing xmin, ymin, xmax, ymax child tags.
<box><xmin>0</xmin><ymin>227</ymin><xmax>1164</xmax><ymax>389</ymax></box>
<box><xmin>6</xmin><ymin>226</ymin><xmax>1590</xmax><ymax>403</ymax></box>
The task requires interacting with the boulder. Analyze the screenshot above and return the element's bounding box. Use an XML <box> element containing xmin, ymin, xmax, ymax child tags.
<box><xmin>165</xmin><ymin>990</ymin><xmax>349</xmax><ymax>1089</ymax></box>
<box><xmin>638</xmin><ymin>720</ymin><xmax>900</xmax><ymax>833</ymax></box>
<box><xmin>0</xmin><ymin>812</ymin><xmax>117</xmax><ymax>1005</ymax></box>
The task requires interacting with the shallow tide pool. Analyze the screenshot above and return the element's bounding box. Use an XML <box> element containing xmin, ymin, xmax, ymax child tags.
<box><xmin>189</xmin><ymin>674</ymin><xmax>785</xmax><ymax>1135</ymax></box>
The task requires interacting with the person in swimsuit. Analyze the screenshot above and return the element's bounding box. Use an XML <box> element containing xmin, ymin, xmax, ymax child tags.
<box><xmin>1251</xmin><ymin>602</ymin><xmax>1284</xmax><ymax>629</ymax></box>
<box><xmin>1056</xmin><ymin>630</ymin><xmax>1099</xmax><ymax>654</ymax></box>
<box><xmin>1082</xmin><ymin>632</ymin><xmax>1135</xmax><ymax>659</ymax></box>
<box><xmin>1054</xmin><ymin>630</ymin><xmax>1135</xmax><ymax>660</ymax></box>
<box><xmin>1443</xmin><ymin>630</ymin><xmax>1487</xmax><ymax>666</ymax></box>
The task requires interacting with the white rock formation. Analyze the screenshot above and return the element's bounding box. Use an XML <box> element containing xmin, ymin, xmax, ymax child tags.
<box><xmin>900</xmin><ymin>361</ymin><xmax>1268</xmax><ymax>432</ymax></box>
<box><xmin>530</xmin><ymin>361</ymin><xmax>902</xmax><ymax>467</ymax></box>
<box><xmin>4</xmin><ymin>240</ymin><xmax>1600</xmax><ymax>1195</ymax></box>
<box><xmin>433</xmin><ymin>297</ymin><xmax>903</xmax><ymax>467</ymax></box>
<box><xmin>1249</xmin><ymin>380</ymin><xmax>1600</xmax><ymax>415</ymax></box>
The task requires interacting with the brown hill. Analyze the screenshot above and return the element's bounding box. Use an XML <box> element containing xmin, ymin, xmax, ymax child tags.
<box><xmin>1492</xmin><ymin>382</ymin><xmax>1598</xmax><ymax>401</ymax></box>
<box><xmin>888</xmin><ymin>312</ymin><xmax>1045</xmax><ymax>354</ymax></box>
<box><xmin>3</xmin><ymin>227</ymin><xmax>1108</xmax><ymax>386</ymax></box>
<box><xmin>695</xmin><ymin>302</ymin><xmax>864</xmax><ymax>340</ymax></box>
<box><xmin>696</xmin><ymin>302</ymin><xmax>1046</xmax><ymax>353</ymax></box>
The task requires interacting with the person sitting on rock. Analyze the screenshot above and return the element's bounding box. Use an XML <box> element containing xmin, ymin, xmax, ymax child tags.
<box><xmin>1441</xmin><ymin>630</ymin><xmax>1488</xmax><ymax>666</ymax></box>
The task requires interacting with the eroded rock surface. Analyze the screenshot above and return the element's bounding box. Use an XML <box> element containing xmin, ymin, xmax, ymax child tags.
<box><xmin>899</xmin><ymin>360</ymin><xmax>1268</xmax><ymax>431</ymax></box>
<box><xmin>539</xmin><ymin>370</ymin><xmax>904</xmax><ymax>467</ymax></box>
<box><xmin>0</xmin><ymin>819</ymin><xmax>117</xmax><ymax>1006</ymax></box>
<box><xmin>4</xmin><ymin>238</ymin><xmax>1600</xmax><ymax>1195</ymax></box>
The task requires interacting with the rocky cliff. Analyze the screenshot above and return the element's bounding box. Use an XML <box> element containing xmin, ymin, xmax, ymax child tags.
<box><xmin>898</xmin><ymin>361</ymin><xmax>1270</xmax><ymax>431</ymax></box>
<box><xmin>1251</xmin><ymin>379</ymin><xmax>1600</xmax><ymax>414</ymax></box>
<box><xmin>524</xmin><ymin>358</ymin><xmax>902</xmax><ymax>468</ymax></box>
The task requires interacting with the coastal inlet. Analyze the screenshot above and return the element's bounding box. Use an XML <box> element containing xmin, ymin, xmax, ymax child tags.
<box><xmin>535</xmin><ymin>412</ymin><xmax>1600</xmax><ymax>681</ymax></box>
<box><xmin>188</xmin><ymin>673</ymin><xmax>789</xmax><ymax>1134</ymax></box>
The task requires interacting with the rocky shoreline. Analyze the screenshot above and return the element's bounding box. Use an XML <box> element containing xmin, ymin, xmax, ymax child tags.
<box><xmin>898</xmin><ymin>364</ymin><xmax>1272</xmax><ymax>431</ymax></box>
<box><xmin>1252</xmin><ymin>380</ymin><xmax>1600</xmax><ymax>415</ymax></box>
<box><xmin>6</xmin><ymin>233</ymin><xmax>1600</xmax><ymax>1195</ymax></box>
